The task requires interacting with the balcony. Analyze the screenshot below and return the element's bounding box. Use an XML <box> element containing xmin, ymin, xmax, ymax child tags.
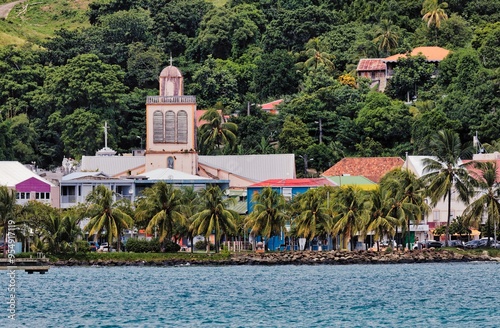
<box><xmin>146</xmin><ymin>96</ymin><xmax>196</xmax><ymax>104</ymax></box>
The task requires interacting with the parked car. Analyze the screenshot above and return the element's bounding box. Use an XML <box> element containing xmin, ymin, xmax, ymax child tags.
<box><xmin>98</xmin><ymin>243</ymin><xmax>109</xmax><ymax>252</ymax></box>
<box><xmin>413</xmin><ymin>240</ymin><xmax>443</xmax><ymax>249</ymax></box>
<box><xmin>445</xmin><ymin>240</ymin><xmax>465</xmax><ymax>248</ymax></box>
<box><xmin>426</xmin><ymin>240</ymin><xmax>443</xmax><ymax>248</ymax></box>
<box><xmin>478</xmin><ymin>238</ymin><xmax>499</xmax><ymax>248</ymax></box>
<box><xmin>464</xmin><ymin>240</ymin><xmax>481</xmax><ymax>249</ymax></box>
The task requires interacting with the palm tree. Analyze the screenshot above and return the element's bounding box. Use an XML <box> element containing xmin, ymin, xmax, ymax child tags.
<box><xmin>190</xmin><ymin>186</ymin><xmax>238</xmax><ymax>253</ymax></box>
<box><xmin>365</xmin><ymin>187</ymin><xmax>398</xmax><ymax>252</ymax></box>
<box><xmin>373</xmin><ymin>19</ymin><xmax>399</xmax><ymax>55</ymax></box>
<box><xmin>293</xmin><ymin>188</ymin><xmax>329</xmax><ymax>247</ymax></box>
<box><xmin>421</xmin><ymin>0</ymin><xmax>449</xmax><ymax>29</ymax></box>
<box><xmin>245</xmin><ymin>187</ymin><xmax>288</xmax><ymax>250</ymax></box>
<box><xmin>421</xmin><ymin>129</ymin><xmax>474</xmax><ymax>246</ymax></box>
<box><xmin>331</xmin><ymin>186</ymin><xmax>371</xmax><ymax>251</ymax></box>
<box><xmin>84</xmin><ymin>185</ymin><xmax>134</xmax><ymax>252</ymax></box>
<box><xmin>0</xmin><ymin>186</ymin><xmax>17</xmax><ymax>258</ymax></box>
<box><xmin>135</xmin><ymin>182</ymin><xmax>185</xmax><ymax>247</ymax></box>
<box><xmin>462</xmin><ymin>161</ymin><xmax>500</xmax><ymax>244</ymax></box>
<box><xmin>300</xmin><ymin>37</ymin><xmax>335</xmax><ymax>72</ymax></box>
<box><xmin>198</xmin><ymin>108</ymin><xmax>238</xmax><ymax>155</ymax></box>
<box><xmin>381</xmin><ymin>168</ymin><xmax>429</xmax><ymax>250</ymax></box>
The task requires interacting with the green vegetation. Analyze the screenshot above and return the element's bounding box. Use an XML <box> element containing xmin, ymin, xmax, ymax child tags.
<box><xmin>0</xmin><ymin>0</ymin><xmax>498</xmax><ymax>170</ymax></box>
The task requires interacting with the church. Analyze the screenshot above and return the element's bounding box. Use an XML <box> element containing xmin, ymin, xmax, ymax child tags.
<box><xmin>60</xmin><ymin>61</ymin><xmax>296</xmax><ymax>208</ymax></box>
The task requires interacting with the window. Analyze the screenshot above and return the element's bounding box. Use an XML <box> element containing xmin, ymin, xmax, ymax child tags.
<box><xmin>282</xmin><ymin>188</ymin><xmax>292</xmax><ymax>199</ymax></box>
<box><xmin>153</xmin><ymin>110</ymin><xmax>164</xmax><ymax>142</ymax></box>
<box><xmin>177</xmin><ymin>111</ymin><xmax>188</xmax><ymax>143</ymax></box>
<box><xmin>433</xmin><ymin>211</ymin><xmax>440</xmax><ymax>222</ymax></box>
<box><xmin>167</xmin><ymin>156</ymin><xmax>174</xmax><ymax>169</ymax></box>
<box><xmin>35</xmin><ymin>192</ymin><xmax>50</xmax><ymax>200</ymax></box>
<box><xmin>165</xmin><ymin>111</ymin><xmax>176</xmax><ymax>142</ymax></box>
<box><xmin>16</xmin><ymin>192</ymin><xmax>30</xmax><ymax>200</ymax></box>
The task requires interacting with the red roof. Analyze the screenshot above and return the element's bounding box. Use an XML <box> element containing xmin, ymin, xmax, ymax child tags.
<box><xmin>249</xmin><ymin>178</ymin><xmax>336</xmax><ymax>188</ymax></box>
<box><xmin>322</xmin><ymin>157</ymin><xmax>404</xmax><ymax>183</ymax></box>
<box><xmin>462</xmin><ymin>159</ymin><xmax>500</xmax><ymax>182</ymax></box>
<box><xmin>384</xmin><ymin>46</ymin><xmax>450</xmax><ymax>62</ymax></box>
<box><xmin>356</xmin><ymin>59</ymin><xmax>386</xmax><ymax>71</ymax></box>
<box><xmin>261</xmin><ymin>99</ymin><xmax>283</xmax><ymax>111</ymax></box>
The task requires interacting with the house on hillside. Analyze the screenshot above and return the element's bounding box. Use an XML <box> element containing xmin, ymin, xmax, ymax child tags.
<box><xmin>356</xmin><ymin>46</ymin><xmax>450</xmax><ymax>92</ymax></box>
<box><xmin>322</xmin><ymin>157</ymin><xmax>404</xmax><ymax>183</ymax></box>
<box><xmin>0</xmin><ymin>161</ymin><xmax>59</xmax><ymax>207</ymax></box>
<box><xmin>260</xmin><ymin>99</ymin><xmax>283</xmax><ymax>115</ymax></box>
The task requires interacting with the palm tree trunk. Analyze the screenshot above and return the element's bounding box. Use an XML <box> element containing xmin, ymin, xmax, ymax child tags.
<box><xmin>445</xmin><ymin>188</ymin><xmax>451</xmax><ymax>246</ymax></box>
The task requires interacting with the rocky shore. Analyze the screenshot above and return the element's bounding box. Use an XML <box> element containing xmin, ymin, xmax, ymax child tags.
<box><xmin>52</xmin><ymin>249</ymin><xmax>500</xmax><ymax>267</ymax></box>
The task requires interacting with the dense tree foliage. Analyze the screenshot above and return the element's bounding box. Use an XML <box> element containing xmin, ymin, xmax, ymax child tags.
<box><xmin>0</xmin><ymin>0</ymin><xmax>498</xmax><ymax>175</ymax></box>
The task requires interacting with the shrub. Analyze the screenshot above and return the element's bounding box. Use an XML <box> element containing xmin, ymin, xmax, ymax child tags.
<box><xmin>125</xmin><ymin>238</ymin><xmax>181</xmax><ymax>253</ymax></box>
<box><xmin>194</xmin><ymin>240</ymin><xmax>214</xmax><ymax>251</ymax></box>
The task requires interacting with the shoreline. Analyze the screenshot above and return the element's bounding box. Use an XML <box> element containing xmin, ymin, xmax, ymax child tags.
<box><xmin>49</xmin><ymin>249</ymin><xmax>500</xmax><ymax>267</ymax></box>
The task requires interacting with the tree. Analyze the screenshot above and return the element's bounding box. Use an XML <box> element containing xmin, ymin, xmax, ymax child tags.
<box><xmin>135</xmin><ymin>182</ymin><xmax>185</xmax><ymax>246</ymax></box>
<box><xmin>380</xmin><ymin>168</ymin><xmax>428</xmax><ymax>250</ymax></box>
<box><xmin>190</xmin><ymin>186</ymin><xmax>238</xmax><ymax>253</ymax></box>
<box><xmin>373</xmin><ymin>19</ymin><xmax>399</xmax><ymax>55</ymax></box>
<box><xmin>384</xmin><ymin>55</ymin><xmax>435</xmax><ymax>102</ymax></box>
<box><xmin>298</xmin><ymin>37</ymin><xmax>335</xmax><ymax>72</ymax></box>
<box><xmin>332</xmin><ymin>186</ymin><xmax>370</xmax><ymax>250</ymax></box>
<box><xmin>293</xmin><ymin>188</ymin><xmax>330</xmax><ymax>244</ymax></box>
<box><xmin>421</xmin><ymin>0</ymin><xmax>449</xmax><ymax>29</ymax></box>
<box><xmin>0</xmin><ymin>186</ymin><xmax>17</xmax><ymax>258</ymax></box>
<box><xmin>278</xmin><ymin>116</ymin><xmax>314</xmax><ymax>154</ymax></box>
<box><xmin>245</xmin><ymin>187</ymin><xmax>288</xmax><ymax>249</ymax></box>
<box><xmin>84</xmin><ymin>185</ymin><xmax>134</xmax><ymax>252</ymax></box>
<box><xmin>198</xmin><ymin>108</ymin><xmax>238</xmax><ymax>155</ymax></box>
<box><xmin>462</xmin><ymin>161</ymin><xmax>500</xmax><ymax>244</ymax></box>
<box><xmin>421</xmin><ymin>129</ymin><xmax>474</xmax><ymax>246</ymax></box>
<box><xmin>365</xmin><ymin>187</ymin><xmax>397</xmax><ymax>252</ymax></box>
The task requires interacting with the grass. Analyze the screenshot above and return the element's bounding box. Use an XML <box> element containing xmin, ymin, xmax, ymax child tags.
<box><xmin>0</xmin><ymin>0</ymin><xmax>91</xmax><ymax>47</ymax></box>
<box><xmin>18</xmin><ymin>251</ymin><xmax>232</xmax><ymax>263</ymax></box>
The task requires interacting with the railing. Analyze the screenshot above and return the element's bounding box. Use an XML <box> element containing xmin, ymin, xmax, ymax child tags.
<box><xmin>61</xmin><ymin>195</ymin><xmax>77</xmax><ymax>203</ymax></box>
<box><xmin>146</xmin><ymin>96</ymin><xmax>196</xmax><ymax>104</ymax></box>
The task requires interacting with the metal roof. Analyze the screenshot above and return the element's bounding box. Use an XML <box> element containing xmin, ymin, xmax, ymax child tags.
<box><xmin>62</xmin><ymin>171</ymin><xmax>112</xmax><ymax>181</ymax></box>
<box><xmin>0</xmin><ymin>161</ymin><xmax>55</xmax><ymax>187</ymax></box>
<box><xmin>198</xmin><ymin>154</ymin><xmax>296</xmax><ymax>182</ymax></box>
<box><xmin>356</xmin><ymin>59</ymin><xmax>386</xmax><ymax>71</ymax></box>
<box><xmin>145</xmin><ymin>168</ymin><xmax>209</xmax><ymax>181</ymax></box>
<box><xmin>80</xmin><ymin>155</ymin><xmax>145</xmax><ymax>177</ymax></box>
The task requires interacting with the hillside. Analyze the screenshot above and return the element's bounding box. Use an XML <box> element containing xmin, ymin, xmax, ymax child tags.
<box><xmin>0</xmin><ymin>0</ymin><xmax>91</xmax><ymax>46</ymax></box>
<box><xmin>0</xmin><ymin>0</ymin><xmax>498</xmax><ymax>172</ymax></box>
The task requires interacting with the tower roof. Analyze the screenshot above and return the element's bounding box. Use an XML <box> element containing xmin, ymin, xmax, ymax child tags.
<box><xmin>160</xmin><ymin>65</ymin><xmax>182</xmax><ymax>78</ymax></box>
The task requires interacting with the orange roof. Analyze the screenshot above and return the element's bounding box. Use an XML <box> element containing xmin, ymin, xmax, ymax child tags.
<box><xmin>357</xmin><ymin>59</ymin><xmax>386</xmax><ymax>71</ymax></box>
<box><xmin>261</xmin><ymin>99</ymin><xmax>283</xmax><ymax>111</ymax></box>
<box><xmin>384</xmin><ymin>46</ymin><xmax>450</xmax><ymax>62</ymax></box>
<box><xmin>322</xmin><ymin>157</ymin><xmax>404</xmax><ymax>183</ymax></box>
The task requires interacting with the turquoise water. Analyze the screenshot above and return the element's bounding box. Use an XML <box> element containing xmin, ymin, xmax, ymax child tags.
<box><xmin>2</xmin><ymin>262</ymin><xmax>500</xmax><ymax>327</ymax></box>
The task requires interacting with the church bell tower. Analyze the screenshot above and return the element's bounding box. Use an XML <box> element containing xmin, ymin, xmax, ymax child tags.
<box><xmin>144</xmin><ymin>61</ymin><xmax>198</xmax><ymax>175</ymax></box>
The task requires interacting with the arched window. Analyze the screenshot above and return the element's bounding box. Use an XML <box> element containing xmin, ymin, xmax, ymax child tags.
<box><xmin>167</xmin><ymin>156</ymin><xmax>174</xmax><ymax>169</ymax></box>
<box><xmin>177</xmin><ymin>110</ymin><xmax>188</xmax><ymax>143</ymax></box>
<box><xmin>153</xmin><ymin>111</ymin><xmax>164</xmax><ymax>143</ymax></box>
<box><xmin>165</xmin><ymin>111</ymin><xmax>176</xmax><ymax>143</ymax></box>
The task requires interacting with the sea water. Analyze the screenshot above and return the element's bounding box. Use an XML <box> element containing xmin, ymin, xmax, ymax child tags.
<box><xmin>1</xmin><ymin>262</ymin><xmax>499</xmax><ymax>327</ymax></box>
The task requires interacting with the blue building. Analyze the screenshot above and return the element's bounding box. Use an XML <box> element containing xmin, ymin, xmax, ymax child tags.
<box><xmin>247</xmin><ymin>178</ymin><xmax>336</xmax><ymax>251</ymax></box>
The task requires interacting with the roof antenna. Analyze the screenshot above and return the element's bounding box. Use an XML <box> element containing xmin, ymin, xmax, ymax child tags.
<box><xmin>473</xmin><ymin>131</ymin><xmax>485</xmax><ymax>154</ymax></box>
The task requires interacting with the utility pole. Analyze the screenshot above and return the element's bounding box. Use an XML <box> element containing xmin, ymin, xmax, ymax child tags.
<box><xmin>319</xmin><ymin>118</ymin><xmax>323</xmax><ymax>143</ymax></box>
